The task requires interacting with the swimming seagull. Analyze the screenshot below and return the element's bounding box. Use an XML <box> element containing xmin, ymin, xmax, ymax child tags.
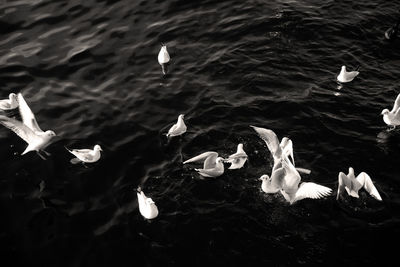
<box><xmin>224</xmin><ymin>143</ymin><xmax>248</xmax><ymax>169</ymax></box>
<box><xmin>385</xmin><ymin>18</ymin><xmax>400</xmax><ymax>41</ymax></box>
<box><xmin>166</xmin><ymin>114</ymin><xmax>187</xmax><ymax>138</ymax></box>
<box><xmin>259</xmin><ymin>156</ymin><xmax>332</xmax><ymax>204</ymax></box>
<box><xmin>0</xmin><ymin>93</ymin><xmax>18</xmax><ymax>110</ymax></box>
<box><xmin>250</xmin><ymin>126</ymin><xmax>310</xmax><ymax>174</ymax></box>
<box><xmin>65</xmin><ymin>145</ymin><xmax>102</xmax><ymax>164</ymax></box>
<box><xmin>158</xmin><ymin>44</ymin><xmax>170</xmax><ymax>75</ymax></box>
<box><xmin>337</xmin><ymin>65</ymin><xmax>360</xmax><ymax>83</ymax></box>
<box><xmin>183</xmin><ymin>151</ymin><xmax>224</xmax><ymax>178</ymax></box>
<box><xmin>0</xmin><ymin>93</ymin><xmax>56</xmax><ymax>159</ymax></box>
<box><xmin>137</xmin><ymin>187</ymin><xmax>159</xmax><ymax>219</ymax></box>
<box><xmin>381</xmin><ymin>93</ymin><xmax>400</xmax><ymax>129</ymax></box>
<box><xmin>337</xmin><ymin>167</ymin><xmax>382</xmax><ymax>201</ymax></box>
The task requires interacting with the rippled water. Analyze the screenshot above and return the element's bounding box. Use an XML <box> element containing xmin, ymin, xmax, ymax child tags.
<box><xmin>1</xmin><ymin>0</ymin><xmax>400</xmax><ymax>266</ymax></box>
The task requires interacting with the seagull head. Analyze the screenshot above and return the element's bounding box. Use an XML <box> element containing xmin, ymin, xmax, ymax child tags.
<box><xmin>259</xmin><ymin>174</ymin><xmax>269</xmax><ymax>181</ymax></box>
<box><xmin>348</xmin><ymin>167</ymin><xmax>355</xmax><ymax>177</ymax></box>
<box><xmin>94</xmin><ymin>145</ymin><xmax>103</xmax><ymax>151</ymax></box>
<box><xmin>381</xmin><ymin>109</ymin><xmax>390</xmax><ymax>115</ymax></box>
<box><xmin>146</xmin><ymin>197</ymin><xmax>156</xmax><ymax>205</ymax></box>
<box><xmin>9</xmin><ymin>93</ymin><xmax>17</xmax><ymax>101</ymax></box>
<box><xmin>45</xmin><ymin>130</ymin><xmax>56</xmax><ymax>137</ymax></box>
<box><xmin>237</xmin><ymin>143</ymin><xmax>244</xmax><ymax>150</ymax></box>
<box><xmin>216</xmin><ymin>157</ymin><xmax>224</xmax><ymax>164</ymax></box>
<box><xmin>178</xmin><ymin>114</ymin><xmax>185</xmax><ymax>120</ymax></box>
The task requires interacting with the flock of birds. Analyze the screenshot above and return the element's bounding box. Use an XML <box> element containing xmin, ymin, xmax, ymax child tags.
<box><xmin>0</xmin><ymin>23</ymin><xmax>399</xmax><ymax>219</ymax></box>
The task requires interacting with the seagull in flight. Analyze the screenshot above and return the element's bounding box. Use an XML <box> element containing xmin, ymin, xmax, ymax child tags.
<box><xmin>224</xmin><ymin>143</ymin><xmax>248</xmax><ymax>169</ymax></box>
<box><xmin>0</xmin><ymin>93</ymin><xmax>56</xmax><ymax>159</ymax></box>
<box><xmin>183</xmin><ymin>151</ymin><xmax>225</xmax><ymax>178</ymax></box>
<box><xmin>250</xmin><ymin>126</ymin><xmax>310</xmax><ymax>174</ymax></box>
<box><xmin>337</xmin><ymin>167</ymin><xmax>382</xmax><ymax>201</ymax></box>
<box><xmin>260</xmin><ymin>156</ymin><xmax>332</xmax><ymax>204</ymax></box>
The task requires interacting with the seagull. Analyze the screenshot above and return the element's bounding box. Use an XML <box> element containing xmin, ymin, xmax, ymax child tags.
<box><xmin>224</xmin><ymin>143</ymin><xmax>248</xmax><ymax>169</ymax></box>
<box><xmin>137</xmin><ymin>187</ymin><xmax>159</xmax><ymax>220</ymax></box>
<box><xmin>385</xmin><ymin>18</ymin><xmax>400</xmax><ymax>41</ymax></box>
<box><xmin>0</xmin><ymin>93</ymin><xmax>56</xmax><ymax>159</ymax></box>
<box><xmin>183</xmin><ymin>151</ymin><xmax>224</xmax><ymax>178</ymax></box>
<box><xmin>158</xmin><ymin>44</ymin><xmax>170</xmax><ymax>75</ymax></box>
<box><xmin>65</xmin><ymin>145</ymin><xmax>102</xmax><ymax>164</ymax></box>
<box><xmin>337</xmin><ymin>167</ymin><xmax>382</xmax><ymax>201</ymax></box>
<box><xmin>166</xmin><ymin>114</ymin><xmax>187</xmax><ymax>138</ymax></box>
<box><xmin>259</xmin><ymin>156</ymin><xmax>332</xmax><ymax>204</ymax></box>
<box><xmin>250</xmin><ymin>126</ymin><xmax>310</xmax><ymax>174</ymax></box>
<box><xmin>337</xmin><ymin>65</ymin><xmax>360</xmax><ymax>83</ymax></box>
<box><xmin>0</xmin><ymin>93</ymin><xmax>18</xmax><ymax>110</ymax></box>
<box><xmin>381</xmin><ymin>93</ymin><xmax>400</xmax><ymax>129</ymax></box>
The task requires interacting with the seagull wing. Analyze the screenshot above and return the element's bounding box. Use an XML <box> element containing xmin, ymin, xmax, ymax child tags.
<box><xmin>356</xmin><ymin>172</ymin><xmax>382</xmax><ymax>201</ymax></box>
<box><xmin>294</xmin><ymin>182</ymin><xmax>332</xmax><ymax>202</ymax></box>
<box><xmin>0</xmin><ymin>115</ymin><xmax>39</xmax><ymax>144</ymax></box>
<box><xmin>17</xmin><ymin>93</ymin><xmax>43</xmax><ymax>132</ymax></box>
<box><xmin>183</xmin><ymin>151</ymin><xmax>218</xmax><ymax>168</ymax></box>
<box><xmin>250</xmin><ymin>126</ymin><xmax>281</xmax><ymax>158</ymax></box>
<box><xmin>337</xmin><ymin>172</ymin><xmax>347</xmax><ymax>200</ymax></box>
<box><xmin>167</xmin><ymin>123</ymin><xmax>178</xmax><ymax>135</ymax></box>
<box><xmin>280</xmin><ymin>137</ymin><xmax>294</xmax><ymax>166</ymax></box>
<box><xmin>391</xmin><ymin>93</ymin><xmax>400</xmax><ymax>113</ymax></box>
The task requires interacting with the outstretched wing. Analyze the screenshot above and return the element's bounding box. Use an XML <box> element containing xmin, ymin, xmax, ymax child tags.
<box><xmin>294</xmin><ymin>182</ymin><xmax>332</xmax><ymax>202</ymax></box>
<box><xmin>183</xmin><ymin>151</ymin><xmax>218</xmax><ymax>169</ymax></box>
<box><xmin>356</xmin><ymin>172</ymin><xmax>382</xmax><ymax>201</ymax></box>
<box><xmin>250</xmin><ymin>126</ymin><xmax>281</xmax><ymax>158</ymax></box>
<box><xmin>391</xmin><ymin>93</ymin><xmax>400</xmax><ymax>113</ymax></box>
<box><xmin>280</xmin><ymin>137</ymin><xmax>294</xmax><ymax>166</ymax></box>
<box><xmin>18</xmin><ymin>93</ymin><xmax>43</xmax><ymax>132</ymax></box>
<box><xmin>0</xmin><ymin>115</ymin><xmax>39</xmax><ymax>144</ymax></box>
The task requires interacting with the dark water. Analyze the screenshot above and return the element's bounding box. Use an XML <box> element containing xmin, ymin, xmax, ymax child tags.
<box><xmin>1</xmin><ymin>0</ymin><xmax>400</xmax><ymax>266</ymax></box>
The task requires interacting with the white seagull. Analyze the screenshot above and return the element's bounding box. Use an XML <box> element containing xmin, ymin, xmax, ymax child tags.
<box><xmin>166</xmin><ymin>114</ymin><xmax>187</xmax><ymax>138</ymax></box>
<box><xmin>250</xmin><ymin>126</ymin><xmax>310</xmax><ymax>174</ymax></box>
<box><xmin>65</xmin><ymin>145</ymin><xmax>103</xmax><ymax>164</ymax></box>
<box><xmin>183</xmin><ymin>151</ymin><xmax>224</xmax><ymax>178</ymax></box>
<box><xmin>158</xmin><ymin>44</ymin><xmax>170</xmax><ymax>75</ymax></box>
<box><xmin>225</xmin><ymin>143</ymin><xmax>248</xmax><ymax>169</ymax></box>
<box><xmin>0</xmin><ymin>93</ymin><xmax>56</xmax><ymax>159</ymax></box>
<box><xmin>0</xmin><ymin>93</ymin><xmax>18</xmax><ymax>110</ymax></box>
<box><xmin>259</xmin><ymin>156</ymin><xmax>332</xmax><ymax>204</ymax></box>
<box><xmin>337</xmin><ymin>167</ymin><xmax>382</xmax><ymax>201</ymax></box>
<box><xmin>137</xmin><ymin>187</ymin><xmax>159</xmax><ymax>220</ymax></box>
<box><xmin>381</xmin><ymin>93</ymin><xmax>400</xmax><ymax>129</ymax></box>
<box><xmin>337</xmin><ymin>65</ymin><xmax>359</xmax><ymax>83</ymax></box>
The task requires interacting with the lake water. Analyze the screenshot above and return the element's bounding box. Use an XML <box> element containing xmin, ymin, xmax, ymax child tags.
<box><xmin>1</xmin><ymin>0</ymin><xmax>400</xmax><ymax>266</ymax></box>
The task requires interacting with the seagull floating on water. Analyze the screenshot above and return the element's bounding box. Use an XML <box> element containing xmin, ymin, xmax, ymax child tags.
<box><xmin>0</xmin><ymin>93</ymin><xmax>56</xmax><ymax>159</ymax></box>
<box><xmin>137</xmin><ymin>187</ymin><xmax>159</xmax><ymax>219</ymax></box>
<box><xmin>337</xmin><ymin>167</ymin><xmax>382</xmax><ymax>201</ymax></box>
<box><xmin>337</xmin><ymin>65</ymin><xmax>360</xmax><ymax>83</ymax></box>
<box><xmin>65</xmin><ymin>145</ymin><xmax>102</xmax><ymax>164</ymax></box>
<box><xmin>260</xmin><ymin>156</ymin><xmax>332</xmax><ymax>204</ymax></box>
<box><xmin>250</xmin><ymin>126</ymin><xmax>310</xmax><ymax>174</ymax></box>
<box><xmin>183</xmin><ymin>151</ymin><xmax>224</xmax><ymax>178</ymax></box>
<box><xmin>166</xmin><ymin>114</ymin><xmax>187</xmax><ymax>138</ymax></box>
<box><xmin>225</xmin><ymin>143</ymin><xmax>248</xmax><ymax>169</ymax></box>
<box><xmin>158</xmin><ymin>44</ymin><xmax>170</xmax><ymax>75</ymax></box>
<box><xmin>381</xmin><ymin>93</ymin><xmax>400</xmax><ymax>129</ymax></box>
<box><xmin>0</xmin><ymin>93</ymin><xmax>18</xmax><ymax>110</ymax></box>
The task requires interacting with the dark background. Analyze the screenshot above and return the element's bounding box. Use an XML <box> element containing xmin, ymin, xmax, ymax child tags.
<box><xmin>1</xmin><ymin>0</ymin><xmax>400</xmax><ymax>266</ymax></box>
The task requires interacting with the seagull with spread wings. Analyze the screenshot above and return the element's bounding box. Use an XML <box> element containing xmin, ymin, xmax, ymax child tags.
<box><xmin>0</xmin><ymin>93</ymin><xmax>56</xmax><ymax>159</ymax></box>
<box><xmin>183</xmin><ymin>151</ymin><xmax>225</xmax><ymax>178</ymax></box>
